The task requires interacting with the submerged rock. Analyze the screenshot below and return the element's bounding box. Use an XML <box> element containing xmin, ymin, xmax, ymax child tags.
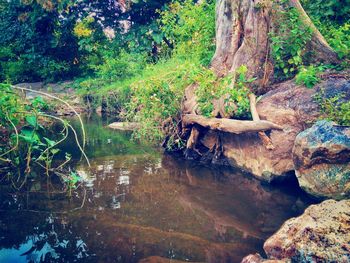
<box><xmin>263</xmin><ymin>199</ymin><xmax>350</xmax><ymax>262</ymax></box>
<box><xmin>138</xmin><ymin>256</ymin><xmax>202</xmax><ymax>263</ymax></box>
<box><xmin>293</xmin><ymin>120</ymin><xmax>350</xmax><ymax>200</ymax></box>
<box><xmin>182</xmin><ymin>77</ymin><xmax>350</xmax><ymax>181</ymax></box>
<box><xmin>241</xmin><ymin>253</ymin><xmax>289</xmax><ymax>263</ymax></box>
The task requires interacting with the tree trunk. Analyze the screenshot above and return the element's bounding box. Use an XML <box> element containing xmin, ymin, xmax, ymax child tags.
<box><xmin>210</xmin><ymin>0</ymin><xmax>339</xmax><ymax>85</ymax></box>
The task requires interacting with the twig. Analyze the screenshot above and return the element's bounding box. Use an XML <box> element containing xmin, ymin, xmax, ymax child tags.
<box><xmin>0</xmin><ymin>113</ymin><xmax>19</xmax><ymax>160</ymax></box>
<box><xmin>40</xmin><ymin>114</ymin><xmax>90</xmax><ymax>167</ymax></box>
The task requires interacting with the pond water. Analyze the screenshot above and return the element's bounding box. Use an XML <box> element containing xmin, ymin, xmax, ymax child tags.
<box><xmin>0</xmin><ymin>114</ymin><xmax>315</xmax><ymax>263</ymax></box>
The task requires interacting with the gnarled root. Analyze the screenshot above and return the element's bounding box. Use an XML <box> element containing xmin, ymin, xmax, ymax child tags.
<box><xmin>249</xmin><ymin>94</ymin><xmax>275</xmax><ymax>150</ymax></box>
<box><xmin>186</xmin><ymin>126</ymin><xmax>202</xmax><ymax>156</ymax></box>
<box><xmin>182</xmin><ymin>114</ymin><xmax>283</xmax><ymax>134</ymax></box>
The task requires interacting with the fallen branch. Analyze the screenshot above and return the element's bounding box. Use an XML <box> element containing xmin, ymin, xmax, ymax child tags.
<box><xmin>182</xmin><ymin>114</ymin><xmax>283</xmax><ymax>134</ymax></box>
<box><xmin>249</xmin><ymin>94</ymin><xmax>275</xmax><ymax>150</ymax></box>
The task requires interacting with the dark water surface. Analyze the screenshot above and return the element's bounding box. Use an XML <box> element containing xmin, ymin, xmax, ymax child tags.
<box><xmin>0</xmin><ymin>114</ymin><xmax>314</xmax><ymax>263</ymax></box>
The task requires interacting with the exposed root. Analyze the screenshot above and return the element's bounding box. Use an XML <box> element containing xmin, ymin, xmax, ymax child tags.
<box><xmin>182</xmin><ymin>114</ymin><xmax>283</xmax><ymax>134</ymax></box>
<box><xmin>186</xmin><ymin>126</ymin><xmax>202</xmax><ymax>156</ymax></box>
<box><xmin>249</xmin><ymin>94</ymin><xmax>275</xmax><ymax>150</ymax></box>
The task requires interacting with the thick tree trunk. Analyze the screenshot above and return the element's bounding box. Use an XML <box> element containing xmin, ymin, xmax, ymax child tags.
<box><xmin>210</xmin><ymin>0</ymin><xmax>339</xmax><ymax>84</ymax></box>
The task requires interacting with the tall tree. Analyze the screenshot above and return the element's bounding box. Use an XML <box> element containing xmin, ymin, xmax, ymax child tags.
<box><xmin>210</xmin><ymin>0</ymin><xmax>339</xmax><ymax>91</ymax></box>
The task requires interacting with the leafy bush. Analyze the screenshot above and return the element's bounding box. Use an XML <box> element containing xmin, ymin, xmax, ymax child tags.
<box><xmin>195</xmin><ymin>65</ymin><xmax>253</xmax><ymax>119</ymax></box>
<box><xmin>318</xmin><ymin>22</ymin><xmax>350</xmax><ymax>60</ymax></box>
<box><xmin>295</xmin><ymin>65</ymin><xmax>325</xmax><ymax>88</ymax></box>
<box><xmin>126</xmin><ymin>59</ymin><xmax>198</xmax><ymax>145</ymax></box>
<box><xmin>301</xmin><ymin>0</ymin><xmax>350</xmax><ymax>25</ymax></box>
<box><xmin>94</xmin><ymin>51</ymin><xmax>147</xmax><ymax>83</ymax></box>
<box><xmin>302</xmin><ymin>1</ymin><xmax>350</xmax><ymax>62</ymax></box>
<box><xmin>158</xmin><ymin>0</ymin><xmax>215</xmax><ymax>65</ymax></box>
<box><xmin>0</xmin><ymin>84</ymin><xmax>83</xmax><ymax>190</ymax></box>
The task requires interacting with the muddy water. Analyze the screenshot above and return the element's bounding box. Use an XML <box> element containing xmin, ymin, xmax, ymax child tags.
<box><xmin>0</xmin><ymin>114</ymin><xmax>314</xmax><ymax>263</ymax></box>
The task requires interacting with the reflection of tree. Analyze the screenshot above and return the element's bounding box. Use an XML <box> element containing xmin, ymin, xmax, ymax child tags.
<box><xmin>0</xmin><ymin>210</ymin><xmax>92</xmax><ymax>262</ymax></box>
<box><xmin>161</xmin><ymin>154</ymin><xmax>312</xmax><ymax>238</ymax></box>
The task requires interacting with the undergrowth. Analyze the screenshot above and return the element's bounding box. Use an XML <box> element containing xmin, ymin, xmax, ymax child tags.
<box><xmin>314</xmin><ymin>89</ymin><xmax>350</xmax><ymax>126</ymax></box>
<box><xmin>195</xmin><ymin>65</ymin><xmax>253</xmax><ymax>119</ymax></box>
<box><xmin>0</xmin><ymin>84</ymin><xmax>85</xmax><ymax>193</ymax></box>
<box><xmin>270</xmin><ymin>0</ymin><xmax>313</xmax><ymax>80</ymax></box>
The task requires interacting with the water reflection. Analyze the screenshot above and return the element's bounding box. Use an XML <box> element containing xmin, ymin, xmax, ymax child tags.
<box><xmin>0</xmin><ymin>114</ymin><xmax>315</xmax><ymax>262</ymax></box>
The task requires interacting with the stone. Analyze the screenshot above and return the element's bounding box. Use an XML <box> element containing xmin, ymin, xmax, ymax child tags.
<box><xmin>264</xmin><ymin>199</ymin><xmax>350</xmax><ymax>262</ymax></box>
<box><xmin>293</xmin><ymin>120</ymin><xmax>350</xmax><ymax>199</ymax></box>
<box><xmin>182</xmin><ymin>77</ymin><xmax>350</xmax><ymax>181</ymax></box>
<box><xmin>108</xmin><ymin>122</ymin><xmax>140</xmax><ymax>131</ymax></box>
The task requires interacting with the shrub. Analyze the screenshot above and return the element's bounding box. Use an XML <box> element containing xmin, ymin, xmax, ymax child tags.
<box><xmin>126</xmin><ymin>59</ymin><xmax>198</xmax><ymax>145</ymax></box>
<box><xmin>314</xmin><ymin>89</ymin><xmax>350</xmax><ymax>126</ymax></box>
<box><xmin>158</xmin><ymin>0</ymin><xmax>215</xmax><ymax>65</ymax></box>
<box><xmin>295</xmin><ymin>65</ymin><xmax>325</xmax><ymax>88</ymax></box>
<box><xmin>195</xmin><ymin>65</ymin><xmax>253</xmax><ymax>119</ymax></box>
<box><xmin>270</xmin><ymin>1</ymin><xmax>313</xmax><ymax>79</ymax></box>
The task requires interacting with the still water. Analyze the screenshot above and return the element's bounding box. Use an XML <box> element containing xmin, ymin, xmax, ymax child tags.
<box><xmin>0</xmin><ymin>114</ymin><xmax>314</xmax><ymax>262</ymax></box>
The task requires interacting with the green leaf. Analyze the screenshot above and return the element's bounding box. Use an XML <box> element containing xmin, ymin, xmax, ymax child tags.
<box><xmin>50</xmin><ymin>148</ymin><xmax>60</xmax><ymax>155</ymax></box>
<box><xmin>19</xmin><ymin>127</ymin><xmax>37</xmax><ymax>143</ymax></box>
<box><xmin>26</xmin><ymin>115</ymin><xmax>37</xmax><ymax>127</ymax></box>
<box><xmin>44</xmin><ymin>137</ymin><xmax>56</xmax><ymax>147</ymax></box>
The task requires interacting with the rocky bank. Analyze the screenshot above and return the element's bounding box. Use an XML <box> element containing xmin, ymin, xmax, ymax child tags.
<box><xmin>182</xmin><ymin>76</ymin><xmax>350</xmax><ymax>183</ymax></box>
<box><xmin>242</xmin><ymin>199</ymin><xmax>350</xmax><ymax>262</ymax></box>
<box><xmin>293</xmin><ymin>121</ymin><xmax>350</xmax><ymax>200</ymax></box>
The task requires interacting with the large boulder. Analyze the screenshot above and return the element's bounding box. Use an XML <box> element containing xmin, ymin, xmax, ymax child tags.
<box><xmin>263</xmin><ymin>199</ymin><xmax>350</xmax><ymax>262</ymax></box>
<box><xmin>293</xmin><ymin>120</ymin><xmax>350</xmax><ymax>199</ymax></box>
<box><xmin>183</xmin><ymin>77</ymin><xmax>350</xmax><ymax>181</ymax></box>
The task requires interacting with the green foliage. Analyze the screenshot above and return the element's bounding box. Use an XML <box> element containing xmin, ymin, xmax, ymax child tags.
<box><xmin>158</xmin><ymin>0</ymin><xmax>215</xmax><ymax>65</ymax></box>
<box><xmin>194</xmin><ymin>68</ymin><xmax>220</xmax><ymax>117</ymax></box>
<box><xmin>71</xmin><ymin>0</ymin><xmax>216</xmax><ymax>147</ymax></box>
<box><xmin>63</xmin><ymin>171</ymin><xmax>82</xmax><ymax>195</ymax></box>
<box><xmin>95</xmin><ymin>51</ymin><xmax>147</xmax><ymax>83</ymax></box>
<box><xmin>0</xmin><ymin>84</ymin><xmax>82</xmax><ymax>191</ymax></box>
<box><xmin>295</xmin><ymin>65</ymin><xmax>326</xmax><ymax>88</ymax></box>
<box><xmin>301</xmin><ymin>0</ymin><xmax>350</xmax><ymax>25</ymax></box>
<box><xmin>314</xmin><ymin>90</ymin><xmax>350</xmax><ymax>126</ymax></box>
<box><xmin>195</xmin><ymin>65</ymin><xmax>253</xmax><ymax>119</ymax></box>
<box><xmin>270</xmin><ymin>2</ymin><xmax>313</xmax><ymax>79</ymax></box>
<box><xmin>302</xmin><ymin>0</ymin><xmax>350</xmax><ymax>62</ymax></box>
<box><xmin>126</xmin><ymin>59</ymin><xmax>197</xmax><ymax>145</ymax></box>
<box><xmin>0</xmin><ymin>0</ymin><xmax>82</xmax><ymax>82</ymax></box>
<box><xmin>316</xmin><ymin>22</ymin><xmax>350</xmax><ymax>60</ymax></box>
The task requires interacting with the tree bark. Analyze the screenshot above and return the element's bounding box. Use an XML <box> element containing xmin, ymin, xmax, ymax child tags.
<box><xmin>210</xmin><ymin>0</ymin><xmax>339</xmax><ymax>85</ymax></box>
